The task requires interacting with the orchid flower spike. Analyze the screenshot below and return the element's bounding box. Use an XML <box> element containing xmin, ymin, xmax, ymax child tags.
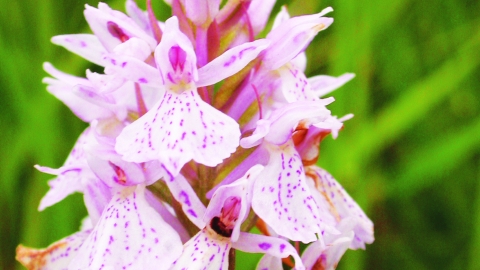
<box><xmin>18</xmin><ymin>1</ymin><xmax>374</xmax><ymax>269</ymax></box>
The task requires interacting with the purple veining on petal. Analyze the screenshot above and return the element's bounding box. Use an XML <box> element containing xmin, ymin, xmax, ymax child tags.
<box><xmin>238</xmin><ymin>46</ymin><xmax>255</xmax><ymax>59</ymax></box>
<box><xmin>223</xmin><ymin>55</ymin><xmax>236</xmax><ymax>67</ymax></box>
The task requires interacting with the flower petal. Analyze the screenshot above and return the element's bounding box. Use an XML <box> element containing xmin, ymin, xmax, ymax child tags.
<box><xmin>86</xmin><ymin>70</ymin><xmax>126</xmax><ymax>94</ymax></box>
<box><xmin>252</xmin><ymin>142</ymin><xmax>322</xmax><ymax>243</ymax></box>
<box><xmin>70</xmin><ymin>185</ymin><xmax>183</xmax><ymax>269</ymax></box>
<box><xmin>16</xmin><ymin>230</ymin><xmax>91</xmax><ymax>270</ymax></box>
<box><xmin>51</xmin><ymin>34</ymin><xmax>108</xmax><ymax>66</ymax></box>
<box><xmin>43</xmin><ymin>63</ymin><xmax>114</xmax><ymax>122</ymax></box>
<box><xmin>265</xmin><ymin>100</ymin><xmax>334</xmax><ymax>145</ymax></box>
<box><xmin>272</xmin><ymin>6</ymin><xmax>291</xmax><ymax>30</ymax></box>
<box><xmin>170</xmin><ymin>228</ymin><xmax>231</xmax><ymax>270</ymax></box>
<box><xmin>301</xmin><ymin>229</ymin><xmax>354</xmax><ymax>270</ymax></box>
<box><xmin>125</xmin><ymin>0</ymin><xmax>150</xmax><ymax>33</ymax></box>
<box><xmin>103</xmin><ymin>54</ymin><xmax>164</xmax><ymax>87</ymax></box>
<box><xmin>306</xmin><ymin>166</ymin><xmax>374</xmax><ymax>249</ymax></box>
<box><xmin>36</xmin><ymin>128</ymin><xmax>93</xmax><ymax>210</ymax></box>
<box><xmin>276</xmin><ymin>63</ymin><xmax>317</xmax><ymax>102</ymax></box>
<box><xmin>232</xmin><ymin>232</ymin><xmax>305</xmax><ymax>270</ymax></box>
<box><xmin>263</xmin><ymin>8</ymin><xmax>334</xmax><ymax>70</ymax></box>
<box><xmin>36</xmin><ymin>167</ymin><xmax>85</xmax><ymax>210</ymax></box>
<box><xmin>84</xmin><ymin>3</ymin><xmax>156</xmax><ymax>52</ymax></box>
<box><xmin>196</xmin><ymin>39</ymin><xmax>271</xmax><ymax>87</ymax></box>
<box><xmin>115</xmin><ymin>89</ymin><xmax>240</xmax><ymax>176</ymax></box>
<box><xmin>83</xmin><ymin>178</ymin><xmax>113</xmax><ymax>225</ymax></box>
<box><xmin>86</xmin><ymin>154</ymin><xmax>147</xmax><ymax>187</ymax></box>
<box><xmin>205</xmin><ymin>165</ymin><xmax>264</xmax><ymax>241</ymax></box>
<box><xmin>112</xmin><ymin>37</ymin><xmax>152</xmax><ymax>60</ymax></box>
<box><xmin>155</xmin><ymin>16</ymin><xmax>198</xmax><ymax>87</ymax></box>
<box><xmin>206</xmin><ymin>147</ymin><xmax>270</xmax><ymax>198</ymax></box>
<box><xmin>240</xmin><ymin>119</ymin><xmax>271</xmax><ymax>148</ymax></box>
<box><xmin>184</xmin><ymin>0</ymin><xmax>220</xmax><ymax>26</ymax></box>
<box><xmin>308</xmin><ymin>73</ymin><xmax>355</xmax><ymax>97</ymax></box>
<box><xmin>241</xmin><ymin>101</ymin><xmax>334</xmax><ymax>148</ymax></box>
<box><xmin>256</xmin><ymin>254</ymin><xmax>283</xmax><ymax>270</ymax></box>
<box><xmin>165</xmin><ymin>173</ymin><xmax>207</xmax><ymax>228</ymax></box>
<box><xmin>144</xmin><ymin>190</ymin><xmax>190</xmax><ymax>243</ymax></box>
<box><xmin>247</xmin><ymin>0</ymin><xmax>276</xmax><ymax>36</ymax></box>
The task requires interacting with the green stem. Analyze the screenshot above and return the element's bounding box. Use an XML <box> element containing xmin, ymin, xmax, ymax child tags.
<box><xmin>147</xmin><ymin>180</ymin><xmax>173</xmax><ymax>205</ymax></box>
<box><xmin>197</xmin><ymin>165</ymin><xmax>216</xmax><ymax>205</ymax></box>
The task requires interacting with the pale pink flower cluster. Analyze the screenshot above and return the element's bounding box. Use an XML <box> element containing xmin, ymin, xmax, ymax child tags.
<box><xmin>16</xmin><ymin>1</ymin><xmax>373</xmax><ymax>269</ymax></box>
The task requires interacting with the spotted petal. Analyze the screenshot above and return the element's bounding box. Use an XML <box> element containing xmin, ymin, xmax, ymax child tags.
<box><xmin>263</xmin><ymin>7</ymin><xmax>334</xmax><ymax>70</ymax></box>
<box><xmin>51</xmin><ymin>34</ymin><xmax>108</xmax><ymax>66</ymax></box>
<box><xmin>35</xmin><ymin>128</ymin><xmax>93</xmax><ymax>210</ymax></box>
<box><xmin>277</xmin><ymin>63</ymin><xmax>317</xmax><ymax>102</ymax></box>
<box><xmin>196</xmin><ymin>39</ymin><xmax>271</xmax><ymax>87</ymax></box>
<box><xmin>170</xmin><ymin>227</ymin><xmax>231</xmax><ymax>270</ymax></box>
<box><xmin>69</xmin><ymin>185</ymin><xmax>183</xmax><ymax>269</ymax></box>
<box><xmin>84</xmin><ymin>3</ymin><xmax>156</xmax><ymax>52</ymax></box>
<box><xmin>233</xmin><ymin>232</ymin><xmax>305</xmax><ymax>270</ymax></box>
<box><xmin>165</xmin><ymin>173</ymin><xmax>207</xmax><ymax>228</ymax></box>
<box><xmin>116</xmin><ymin>89</ymin><xmax>240</xmax><ymax>176</ymax></box>
<box><xmin>43</xmin><ymin>63</ymin><xmax>114</xmax><ymax>122</ymax></box>
<box><xmin>16</xmin><ymin>230</ymin><xmax>91</xmax><ymax>270</ymax></box>
<box><xmin>204</xmin><ymin>165</ymin><xmax>264</xmax><ymax>241</ymax></box>
<box><xmin>252</xmin><ymin>141</ymin><xmax>322</xmax><ymax>243</ymax></box>
<box><xmin>144</xmin><ymin>190</ymin><xmax>190</xmax><ymax>243</ymax></box>
<box><xmin>306</xmin><ymin>166</ymin><xmax>374</xmax><ymax>249</ymax></box>
<box><xmin>103</xmin><ymin>53</ymin><xmax>164</xmax><ymax>87</ymax></box>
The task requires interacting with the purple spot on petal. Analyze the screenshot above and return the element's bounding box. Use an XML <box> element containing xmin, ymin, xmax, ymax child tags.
<box><xmin>187</xmin><ymin>209</ymin><xmax>197</xmax><ymax>217</ymax></box>
<box><xmin>258</xmin><ymin>243</ymin><xmax>272</xmax><ymax>250</ymax></box>
<box><xmin>179</xmin><ymin>191</ymin><xmax>191</xmax><ymax>206</ymax></box>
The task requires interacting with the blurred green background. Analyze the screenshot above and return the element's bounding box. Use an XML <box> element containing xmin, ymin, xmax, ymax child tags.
<box><xmin>1</xmin><ymin>0</ymin><xmax>479</xmax><ymax>269</ymax></box>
